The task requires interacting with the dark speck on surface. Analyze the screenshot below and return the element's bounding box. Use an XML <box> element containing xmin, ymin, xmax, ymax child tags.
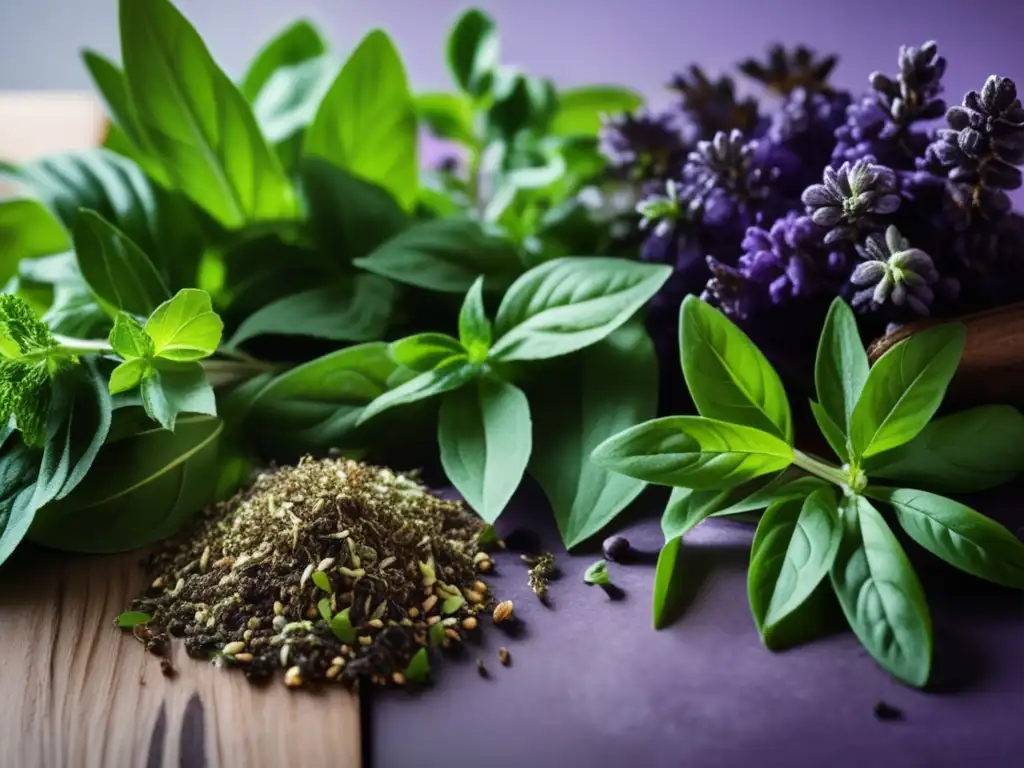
<box><xmin>874</xmin><ymin>702</ymin><xmax>905</xmax><ymax>722</ymax></box>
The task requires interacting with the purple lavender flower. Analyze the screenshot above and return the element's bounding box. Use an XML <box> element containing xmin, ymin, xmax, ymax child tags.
<box><xmin>599</xmin><ymin>110</ymin><xmax>690</xmax><ymax>182</ymax></box>
<box><xmin>850</xmin><ymin>225</ymin><xmax>939</xmax><ymax>314</ymax></box>
<box><xmin>701</xmin><ymin>256</ymin><xmax>758</xmax><ymax>320</ymax></box>
<box><xmin>668</xmin><ymin>65</ymin><xmax>760</xmax><ymax>137</ymax></box>
<box><xmin>801</xmin><ymin>158</ymin><xmax>901</xmax><ymax>243</ymax></box>
<box><xmin>738</xmin><ymin>44</ymin><xmax>838</xmax><ymax>96</ymax></box>
<box><xmin>679</xmin><ymin>130</ymin><xmax>778</xmax><ymax>223</ymax></box>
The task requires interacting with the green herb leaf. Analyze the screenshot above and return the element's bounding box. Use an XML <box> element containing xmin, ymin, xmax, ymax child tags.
<box><xmin>416</xmin><ymin>92</ymin><xmax>476</xmax><ymax>144</ymax></box>
<box><xmin>809</xmin><ymin>400</ymin><xmax>849</xmax><ymax>462</ymax></box>
<box><xmin>591</xmin><ymin>415</ymin><xmax>793</xmax><ymax>490</ymax></box>
<box><xmin>446</xmin><ymin>9</ymin><xmax>499</xmax><ymax>97</ymax></box>
<box><xmin>120</xmin><ymin>0</ymin><xmax>298</xmax><ymax>228</ymax></box>
<box><xmin>458</xmin><ymin>277</ymin><xmax>492</xmax><ymax>361</ymax></box>
<box><xmin>530</xmin><ymin>323</ymin><xmax>656</xmax><ymax>549</ymax></box>
<box><xmin>404</xmin><ymin>647</ymin><xmax>431</xmax><ymax>683</ymax></box>
<box><xmin>712</xmin><ymin>472</ymin><xmax>829</xmax><ymax>518</ymax></box>
<box><xmin>849</xmin><ymin>324</ymin><xmax>965</xmax><ymax>460</ymax></box>
<box><xmin>29</xmin><ymin>415</ymin><xmax>223</xmax><ymax>552</ymax></box>
<box><xmin>0</xmin><ymin>432</ymin><xmax>46</xmax><ymax>567</ymax></box>
<box><xmin>305</xmin><ymin>30</ymin><xmax>418</xmax><ymax>211</ymax></box>
<box><xmin>865</xmin><ymin>486</ymin><xmax>1024</xmax><ymax>589</ymax></box>
<box><xmin>389</xmin><ymin>334</ymin><xmax>466</xmax><ymax>373</ymax></box>
<box><xmin>228</xmin><ymin>274</ymin><xmax>394</xmax><ymax>346</ymax></box>
<box><xmin>428</xmin><ymin>620</ymin><xmax>446</xmax><ymax>646</ymax></box>
<box><xmin>815</xmin><ymin>298</ymin><xmax>868</xmax><ymax>440</ymax></box>
<box><xmin>491</xmin><ymin>257</ymin><xmax>672</xmax><ymax>362</ymax></box>
<box><xmin>317</xmin><ymin>598</ymin><xmax>332</xmax><ymax>622</ymax></box>
<box><xmin>863</xmin><ymin>405</ymin><xmax>1024</xmax><ymax>493</ymax></box>
<box><xmin>653</xmin><ymin>536</ymin><xmax>684</xmax><ymax>630</ymax></box>
<box><xmin>0</xmin><ymin>199</ymin><xmax>71</xmax><ymax>285</ymax></box>
<box><xmin>748</xmin><ymin>488</ymin><xmax>841</xmax><ymax>644</ymax></box>
<box><xmin>438</xmin><ymin>377</ymin><xmax>531</xmax><ymax>524</ymax></box>
<box><xmin>110</xmin><ymin>312</ymin><xmax>154</xmax><ymax>360</ymax></box>
<box><xmin>830</xmin><ymin>494</ymin><xmax>932</xmax><ymax>687</ymax></box>
<box><xmin>358</xmin><ymin>358</ymin><xmax>477</xmax><ymax>425</ymax></box>
<box><xmin>441</xmin><ymin>594</ymin><xmax>466</xmax><ymax>614</ymax></box>
<box><xmin>550</xmin><ymin>86</ymin><xmax>644</xmax><ymax>137</ymax></box>
<box><xmin>241</xmin><ymin>19</ymin><xmax>328</xmax><ymax>102</ymax></box>
<box><xmin>353</xmin><ymin>219</ymin><xmax>522</xmax><ymax>294</ymax></box>
<box><xmin>145</xmin><ymin>289</ymin><xmax>222</xmax><ymax>362</ymax></box>
<box><xmin>312</xmin><ymin>571</ymin><xmax>332</xmax><ymax>593</ymax></box>
<box><xmin>140</xmin><ymin>361</ymin><xmax>216</xmax><ymax>431</ymax></box>
<box><xmin>661</xmin><ymin>487</ymin><xmax>732</xmax><ymax>540</ymax></box>
<box><xmin>584</xmin><ymin>559</ymin><xmax>611</xmax><ymax>586</ymax></box>
<box><xmin>680</xmin><ymin>295</ymin><xmax>792</xmax><ymax>443</ymax></box>
<box><xmin>109</xmin><ymin>359</ymin><xmax>150</xmax><ymax>395</ymax></box>
<box><xmin>73</xmin><ymin>210</ymin><xmax>170</xmax><ymax>316</ymax></box>
<box><xmin>116</xmin><ymin>610</ymin><xmax>152</xmax><ymax>629</ymax></box>
<box><xmin>330</xmin><ymin>608</ymin><xmax>356</xmax><ymax>644</ymax></box>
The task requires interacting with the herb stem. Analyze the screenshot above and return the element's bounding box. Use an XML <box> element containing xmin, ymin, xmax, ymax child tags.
<box><xmin>52</xmin><ymin>335</ymin><xmax>114</xmax><ymax>355</ymax></box>
<box><xmin>791</xmin><ymin>449</ymin><xmax>849</xmax><ymax>488</ymax></box>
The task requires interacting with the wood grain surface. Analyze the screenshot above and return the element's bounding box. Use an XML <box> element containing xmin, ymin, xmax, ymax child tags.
<box><xmin>0</xmin><ymin>546</ymin><xmax>361</xmax><ymax>768</ymax></box>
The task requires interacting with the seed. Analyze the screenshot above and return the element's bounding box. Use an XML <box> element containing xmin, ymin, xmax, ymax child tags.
<box><xmin>444</xmin><ymin>628</ymin><xmax>461</xmax><ymax>642</ymax></box>
<box><xmin>338</xmin><ymin>529</ymin><xmax>350</xmax><ymax>539</ymax></box>
<box><xmin>300</xmin><ymin>563</ymin><xmax>314</xmax><ymax>588</ymax></box>
<box><xmin>473</xmin><ymin>552</ymin><xmax>489</xmax><ymax>565</ymax></box>
<box><xmin>358</xmin><ymin>635</ymin><xmax>373</xmax><ymax>647</ymax></box>
<box><xmin>272</xmin><ymin>615</ymin><xmax>287</xmax><ymax>631</ymax></box>
<box><xmin>462</xmin><ymin>617</ymin><xmax>478</xmax><ymax>631</ymax></box>
<box><xmin>442</xmin><ymin>617</ymin><xmax>458</xmax><ymax>627</ymax></box>
<box><xmin>151</xmin><ymin>576</ymin><xmax>165</xmax><ymax>590</ymax></box>
<box><xmin>331</xmin><ymin>656</ymin><xmax>345</xmax><ymax>667</ymax></box>
<box><xmin>326</xmin><ymin>665</ymin><xmax>341</xmax><ymax>680</ymax></box>
<box><xmin>392</xmin><ymin>672</ymin><xmax>406</xmax><ymax>686</ymax></box>
<box><xmin>273</xmin><ymin>601</ymin><xmax>284</xmax><ymax>616</ymax></box>
<box><xmin>222</xmin><ymin>641</ymin><xmax>246</xmax><ymax>656</ymax></box>
<box><xmin>338</xmin><ymin>567</ymin><xmax>365</xmax><ymax>579</ymax></box>
<box><xmin>492</xmin><ymin>600</ymin><xmax>514</xmax><ymax>624</ymax></box>
<box><xmin>280</xmin><ymin>645</ymin><xmax>290</xmax><ymax>666</ymax></box>
<box><xmin>284</xmin><ymin>666</ymin><xmax>302</xmax><ymax>687</ymax></box>
<box><xmin>247</xmin><ymin>617</ymin><xmax>261</xmax><ymax>630</ymax></box>
<box><xmin>305</xmin><ymin>606</ymin><xmax>317</xmax><ymax>618</ymax></box>
<box><xmin>408</xmin><ymin>607</ymin><xmax>420</xmax><ymax>618</ymax></box>
<box><xmin>464</xmin><ymin>589</ymin><xmax>484</xmax><ymax>604</ymax></box>
<box><xmin>199</xmin><ymin>546</ymin><xmax>211</xmax><ymax>571</ymax></box>
<box><xmin>426</xmin><ymin>616</ymin><xmax>441</xmax><ymax>626</ymax></box>
<box><xmin>194</xmin><ymin>610</ymin><xmax>207</xmax><ymax>624</ymax></box>
<box><xmin>400</xmin><ymin>618</ymin><xmax>413</xmax><ymax>627</ymax></box>
<box><xmin>312</xmin><ymin>498</ymin><xmax>325</xmax><ymax>515</ymax></box>
<box><xmin>498</xmin><ymin>647</ymin><xmax>511</xmax><ymax>666</ymax></box>
<box><xmin>378</xmin><ymin>556</ymin><xmax>396</xmax><ymax>569</ymax></box>
<box><xmin>213</xmin><ymin>556</ymin><xmax>234</xmax><ymax>570</ymax></box>
<box><xmin>316</xmin><ymin>557</ymin><xmax>336</xmax><ymax>572</ymax></box>
<box><xmin>422</xmin><ymin>595</ymin><xmax>438</xmax><ymax>613</ymax></box>
<box><xmin>602</xmin><ymin>535</ymin><xmax>632</xmax><ymax>563</ymax></box>
<box><xmin>243</xmin><ymin>630</ymin><xmax>253</xmax><ymax>642</ymax></box>
<box><xmin>477</xmin><ymin>558</ymin><xmax>493</xmax><ymax>573</ymax></box>
<box><xmin>476</xmin><ymin>658</ymin><xmax>489</xmax><ymax>677</ymax></box>
<box><xmin>234</xmin><ymin>653</ymin><xmax>253</xmax><ymax>663</ymax></box>
<box><xmin>473</xmin><ymin>580</ymin><xmax>488</xmax><ymax>594</ymax></box>
<box><xmin>368</xmin><ymin>619</ymin><xmax>384</xmax><ymax>629</ymax></box>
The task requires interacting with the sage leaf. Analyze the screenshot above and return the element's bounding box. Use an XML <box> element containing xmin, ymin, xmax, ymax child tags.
<box><xmin>815</xmin><ymin>298</ymin><xmax>868</xmax><ymax>436</ymax></box>
<box><xmin>305</xmin><ymin>30</ymin><xmax>418</xmax><ymax>211</ymax></box>
<box><xmin>438</xmin><ymin>377</ymin><xmax>532</xmax><ymax>524</ymax></box>
<box><xmin>866</xmin><ymin>486</ymin><xmax>1024</xmax><ymax>589</ymax></box>
<box><xmin>446</xmin><ymin>9</ymin><xmax>499</xmax><ymax>97</ymax></box>
<box><xmin>140</xmin><ymin>362</ymin><xmax>216</xmax><ymax>431</ymax></box>
<box><xmin>849</xmin><ymin>324</ymin><xmax>965</xmax><ymax>460</ymax></box>
<box><xmin>146</xmin><ymin>289</ymin><xmax>223</xmax><ymax>361</ymax></box>
<box><xmin>120</xmin><ymin>0</ymin><xmax>298</xmax><ymax>228</ymax></box>
<box><xmin>830</xmin><ymin>494</ymin><xmax>932</xmax><ymax>687</ymax></box>
<box><xmin>404</xmin><ymin>647</ymin><xmax>431</xmax><ymax>683</ymax></box>
<box><xmin>389</xmin><ymin>334</ymin><xmax>466</xmax><ymax>373</ymax></box>
<box><xmin>530</xmin><ymin>323</ymin><xmax>656</xmax><ymax>549</ymax></box>
<box><xmin>358</xmin><ymin>358</ymin><xmax>477</xmax><ymax>426</ymax></box>
<box><xmin>653</xmin><ymin>536</ymin><xmax>684</xmax><ymax>630</ymax></box>
<box><xmin>416</xmin><ymin>92</ymin><xmax>476</xmax><ymax>144</ymax></box>
<box><xmin>680</xmin><ymin>295</ymin><xmax>792</xmax><ymax>443</ymax></box>
<box><xmin>864</xmin><ymin>405</ymin><xmax>1024</xmax><ymax>493</ymax></box>
<box><xmin>73</xmin><ymin>210</ymin><xmax>170</xmax><ymax>316</ymax></box>
<box><xmin>491</xmin><ymin>257</ymin><xmax>672</xmax><ymax>362</ymax></box>
<box><xmin>354</xmin><ymin>219</ymin><xmax>521</xmax><ymax>294</ymax></box>
<box><xmin>241</xmin><ymin>19</ymin><xmax>328</xmax><ymax>102</ymax></box>
<box><xmin>591</xmin><ymin>415</ymin><xmax>793</xmax><ymax>490</ymax></box>
<box><xmin>748</xmin><ymin>488</ymin><xmax>841</xmax><ymax>643</ymax></box>
<box><xmin>116</xmin><ymin>611</ymin><xmax>152</xmax><ymax>629</ymax></box>
<box><xmin>550</xmin><ymin>86</ymin><xmax>644</xmax><ymax>137</ymax></box>
<box><xmin>29</xmin><ymin>415</ymin><xmax>223</xmax><ymax>552</ymax></box>
<box><xmin>809</xmin><ymin>400</ymin><xmax>849</xmax><ymax>462</ymax></box>
<box><xmin>330</xmin><ymin>608</ymin><xmax>356</xmax><ymax>644</ymax></box>
<box><xmin>0</xmin><ymin>199</ymin><xmax>70</xmax><ymax>284</ymax></box>
<box><xmin>228</xmin><ymin>274</ymin><xmax>394</xmax><ymax>346</ymax></box>
<box><xmin>109</xmin><ymin>312</ymin><xmax>154</xmax><ymax>360</ymax></box>
<box><xmin>458</xmin><ymin>276</ymin><xmax>492</xmax><ymax>358</ymax></box>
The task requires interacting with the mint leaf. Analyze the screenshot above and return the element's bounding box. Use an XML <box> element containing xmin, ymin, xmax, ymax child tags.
<box><xmin>438</xmin><ymin>377</ymin><xmax>531</xmax><ymax>524</ymax></box>
<box><xmin>446</xmin><ymin>9</ymin><xmax>499</xmax><ymax>97</ymax></box>
<box><xmin>146</xmin><ymin>289</ymin><xmax>223</xmax><ymax>361</ymax></box>
<box><xmin>389</xmin><ymin>334</ymin><xmax>466</xmax><ymax>373</ymax></box>
<box><xmin>591</xmin><ymin>415</ymin><xmax>793</xmax><ymax>490</ymax></box>
<box><xmin>809</xmin><ymin>400</ymin><xmax>849</xmax><ymax>462</ymax></box>
<box><xmin>305</xmin><ymin>30</ymin><xmax>418</xmax><ymax>211</ymax></box>
<box><xmin>830</xmin><ymin>494</ymin><xmax>932</xmax><ymax>687</ymax></box>
<box><xmin>109</xmin><ymin>312</ymin><xmax>153</xmax><ymax>360</ymax></box>
<box><xmin>358</xmin><ymin>358</ymin><xmax>477</xmax><ymax>425</ymax></box>
<box><xmin>458</xmin><ymin>276</ymin><xmax>492</xmax><ymax>360</ymax></box>
<box><xmin>680</xmin><ymin>295</ymin><xmax>793</xmax><ymax>443</ymax></box>
<box><xmin>109</xmin><ymin>359</ymin><xmax>150</xmax><ymax>395</ymax></box>
<box><xmin>240</xmin><ymin>19</ymin><xmax>328</xmax><ymax>102</ymax></box>
<box><xmin>550</xmin><ymin>86</ymin><xmax>644</xmax><ymax>137</ymax></box>
<box><xmin>653</xmin><ymin>537</ymin><xmax>684</xmax><ymax>630</ymax></box>
<box><xmin>491</xmin><ymin>257</ymin><xmax>672</xmax><ymax>362</ymax></box>
<box><xmin>748</xmin><ymin>488</ymin><xmax>841</xmax><ymax>644</ymax></box>
<box><xmin>866</xmin><ymin>486</ymin><xmax>1024</xmax><ymax>589</ymax></box>
<box><xmin>864</xmin><ymin>405</ymin><xmax>1024</xmax><ymax>493</ymax></box>
<box><xmin>849</xmin><ymin>323</ymin><xmax>965</xmax><ymax>460</ymax></box>
<box><xmin>141</xmin><ymin>362</ymin><xmax>216</xmax><ymax>431</ymax></box>
<box><xmin>815</xmin><ymin>298</ymin><xmax>868</xmax><ymax>437</ymax></box>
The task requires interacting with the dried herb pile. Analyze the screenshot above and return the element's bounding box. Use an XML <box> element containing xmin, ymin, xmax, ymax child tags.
<box><xmin>125</xmin><ymin>457</ymin><xmax>508</xmax><ymax>689</ymax></box>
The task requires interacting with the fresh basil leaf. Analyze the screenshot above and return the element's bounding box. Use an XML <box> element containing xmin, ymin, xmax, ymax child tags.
<box><xmin>866</xmin><ymin>486</ymin><xmax>1024</xmax><ymax>589</ymax></box>
<box><xmin>353</xmin><ymin>218</ymin><xmax>522</xmax><ymax>294</ymax></box>
<box><xmin>358</xmin><ymin>357</ymin><xmax>476</xmax><ymax>425</ymax></box>
<box><xmin>19</xmin><ymin>253</ymin><xmax>108</xmax><ymax>338</ymax></box>
<box><xmin>438</xmin><ymin>377</ymin><xmax>531</xmax><ymax>524</ymax></box>
<box><xmin>815</xmin><ymin>298</ymin><xmax>868</xmax><ymax>437</ymax></box>
<box><xmin>404</xmin><ymin>647</ymin><xmax>431</xmax><ymax>684</ymax></box>
<box><xmin>748</xmin><ymin>488</ymin><xmax>841</xmax><ymax>644</ymax></box>
<box><xmin>416</xmin><ymin>92</ymin><xmax>476</xmax><ymax>145</ymax></box>
<box><xmin>146</xmin><ymin>288</ymin><xmax>222</xmax><ymax>361</ymax></box>
<box><xmin>109</xmin><ymin>359</ymin><xmax>149</xmax><ymax>395</ymax></box>
<box><xmin>680</xmin><ymin>295</ymin><xmax>792</xmax><ymax>443</ymax></box>
<box><xmin>712</xmin><ymin>472</ymin><xmax>829</xmax><ymax>518</ymax></box>
<box><xmin>0</xmin><ymin>431</ymin><xmax>44</xmax><ymax>567</ymax></box>
<box><xmin>849</xmin><ymin>324</ymin><xmax>965</xmax><ymax>460</ymax></box>
<box><xmin>300</xmin><ymin>158</ymin><xmax>409</xmax><ymax>264</ymax></box>
<box><xmin>809</xmin><ymin>400</ymin><xmax>849</xmax><ymax>462</ymax></box>
<box><xmin>109</xmin><ymin>312</ymin><xmax>153</xmax><ymax>359</ymax></box>
<box><xmin>653</xmin><ymin>536</ymin><xmax>684</xmax><ymax>630</ymax></box>
<box><xmin>140</xmin><ymin>362</ymin><xmax>216</xmax><ymax>431</ymax></box>
<box><xmin>389</xmin><ymin>334</ymin><xmax>466</xmax><ymax>373</ymax></box>
<box><xmin>73</xmin><ymin>209</ymin><xmax>170</xmax><ymax>316</ymax></box>
<box><xmin>305</xmin><ymin>30</ymin><xmax>418</xmax><ymax>211</ymax></box>
<box><xmin>591</xmin><ymin>415</ymin><xmax>793</xmax><ymax>490</ymax></box>
<box><xmin>29</xmin><ymin>415</ymin><xmax>223</xmax><ymax>552</ymax></box>
<box><xmin>330</xmin><ymin>608</ymin><xmax>356</xmax><ymax>644</ymax></box>
<box><xmin>120</xmin><ymin>0</ymin><xmax>298</xmax><ymax>228</ymax></box>
<box><xmin>446</xmin><ymin>9</ymin><xmax>499</xmax><ymax>97</ymax></box>
<box><xmin>864</xmin><ymin>405</ymin><xmax>1024</xmax><ymax>493</ymax></box>
<box><xmin>252</xmin><ymin>56</ymin><xmax>336</xmax><ymax>153</ymax></box>
<box><xmin>530</xmin><ymin>323</ymin><xmax>657</xmax><ymax>548</ymax></box>
<box><xmin>550</xmin><ymin>86</ymin><xmax>644</xmax><ymax>137</ymax></box>
<box><xmin>241</xmin><ymin>19</ymin><xmax>328</xmax><ymax>102</ymax></box>
<box><xmin>662</xmin><ymin>487</ymin><xmax>732</xmax><ymax>540</ymax></box>
<box><xmin>0</xmin><ymin>199</ymin><xmax>70</xmax><ymax>284</ymax></box>
<box><xmin>491</xmin><ymin>257</ymin><xmax>671</xmax><ymax>362</ymax></box>
<box><xmin>228</xmin><ymin>274</ymin><xmax>394</xmax><ymax>346</ymax></box>
<box><xmin>458</xmin><ymin>276</ymin><xmax>492</xmax><ymax>358</ymax></box>
<box><xmin>830</xmin><ymin>494</ymin><xmax>932</xmax><ymax>687</ymax></box>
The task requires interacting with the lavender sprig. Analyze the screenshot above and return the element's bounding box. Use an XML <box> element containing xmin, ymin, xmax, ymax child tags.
<box><xmin>802</xmin><ymin>158</ymin><xmax>901</xmax><ymax>243</ymax></box>
<box><xmin>850</xmin><ymin>225</ymin><xmax>939</xmax><ymax>315</ymax></box>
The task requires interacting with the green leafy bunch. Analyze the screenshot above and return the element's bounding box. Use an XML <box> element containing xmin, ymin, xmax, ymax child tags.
<box><xmin>593</xmin><ymin>295</ymin><xmax>1024</xmax><ymax>687</ymax></box>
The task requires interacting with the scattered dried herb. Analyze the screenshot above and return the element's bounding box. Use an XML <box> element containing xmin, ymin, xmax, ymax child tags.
<box><xmin>498</xmin><ymin>647</ymin><xmax>511</xmax><ymax>666</ymax></box>
<box><xmin>523</xmin><ymin>552</ymin><xmax>557</xmax><ymax>599</ymax></box>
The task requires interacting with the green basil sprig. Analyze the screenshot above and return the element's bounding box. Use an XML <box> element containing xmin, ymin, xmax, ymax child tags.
<box><xmin>593</xmin><ymin>295</ymin><xmax>1024</xmax><ymax>687</ymax></box>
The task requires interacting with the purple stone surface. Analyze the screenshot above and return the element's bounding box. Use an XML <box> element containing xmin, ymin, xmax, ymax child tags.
<box><xmin>371</xmin><ymin>481</ymin><xmax>1024</xmax><ymax>767</ymax></box>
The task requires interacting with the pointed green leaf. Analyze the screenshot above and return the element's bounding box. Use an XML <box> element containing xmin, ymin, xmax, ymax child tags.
<box><xmin>403</xmin><ymin>647</ymin><xmax>431</xmax><ymax>683</ymax></box>
<box><xmin>241</xmin><ymin>19</ymin><xmax>328</xmax><ymax>102</ymax></box>
<box><xmin>330</xmin><ymin>608</ymin><xmax>356</xmax><ymax>643</ymax></box>
<box><xmin>458</xmin><ymin>276</ymin><xmax>492</xmax><ymax>360</ymax></box>
<box><xmin>357</xmin><ymin>358</ymin><xmax>477</xmax><ymax>425</ymax></box>
<box><xmin>388</xmin><ymin>333</ymin><xmax>466</xmax><ymax>373</ymax></box>
<box><xmin>140</xmin><ymin>362</ymin><xmax>216</xmax><ymax>431</ymax></box>
<box><xmin>815</xmin><ymin>298</ymin><xmax>868</xmax><ymax>435</ymax></box>
<box><xmin>446</xmin><ymin>9</ymin><xmax>499</xmax><ymax>97</ymax></box>
<box><xmin>550</xmin><ymin>86</ymin><xmax>645</xmax><ymax>136</ymax></box>
<box><xmin>0</xmin><ymin>199</ymin><xmax>70</xmax><ymax>284</ymax></box>
<box><xmin>109</xmin><ymin>359</ymin><xmax>150</xmax><ymax>395</ymax></box>
<box><xmin>146</xmin><ymin>289</ymin><xmax>223</xmax><ymax>361</ymax></box>
<box><xmin>109</xmin><ymin>312</ymin><xmax>153</xmax><ymax>359</ymax></box>
<box><xmin>712</xmin><ymin>472</ymin><xmax>829</xmax><ymax>518</ymax></box>
<box><xmin>653</xmin><ymin>536</ymin><xmax>684</xmax><ymax>630</ymax></box>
